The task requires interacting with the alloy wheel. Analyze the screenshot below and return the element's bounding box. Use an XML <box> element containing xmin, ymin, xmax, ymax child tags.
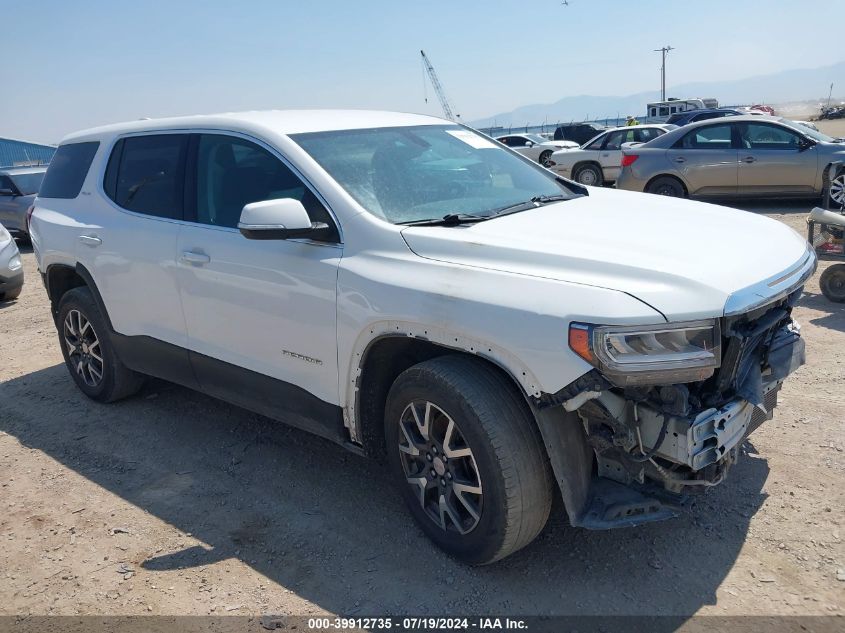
<box><xmin>63</xmin><ymin>309</ymin><xmax>104</xmax><ymax>387</ymax></box>
<box><xmin>398</xmin><ymin>401</ymin><xmax>483</xmax><ymax>535</ymax></box>
<box><xmin>830</xmin><ymin>174</ymin><xmax>845</xmax><ymax>207</ymax></box>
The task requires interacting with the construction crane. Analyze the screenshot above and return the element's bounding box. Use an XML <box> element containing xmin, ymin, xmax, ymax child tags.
<box><xmin>420</xmin><ymin>50</ymin><xmax>458</xmax><ymax>121</ymax></box>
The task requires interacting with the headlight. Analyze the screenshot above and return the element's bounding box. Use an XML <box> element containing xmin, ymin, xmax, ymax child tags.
<box><xmin>569</xmin><ymin>320</ymin><xmax>721</xmax><ymax>386</ymax></box>
<box><xmin>8</xmin><ymin>254</ymin><xmax>22</xmax><ymax>271</ymax></box>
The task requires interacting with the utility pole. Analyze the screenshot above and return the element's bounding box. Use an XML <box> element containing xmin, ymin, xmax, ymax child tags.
<box><xmin>654</xmin><ymin>45</ymin><xmax>674</xmax><ymax>101</ymax></box>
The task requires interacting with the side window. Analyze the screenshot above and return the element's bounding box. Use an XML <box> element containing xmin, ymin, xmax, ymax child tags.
<box><xmin>658</xmin><ymin>106</ymin><xmax>670</xmax><ymax>117</ymax></box>
<box><xmin>603</xmin><ymin>131</ymin><xmax>627</xmax><ymax>151</ymax></box>
<box><xmin>39</xmin><ymin>142</ymin><xmax>100</xmax><ymax>199</ymax></box>
<box><xmin>105</xmin><ymin>135</ymin><xmax>188</xmax><ymax>218</ymax></box>
<box><xmin>740</xmin><ymin>123</ymin><xmax>801</xmax><ymax>150</ymax></box>
<box><xmin>650</xmin><ymin>107</ymin><xmax>657</xmax><ymax>117</ymax></box>
<box><xmin>634</xmin><ymin>128</ymin><xmax>662</xmax><ymax>143</ymax></box>
<box><xmin>677</xmin><ymin>124</ymin><xmax>733</xmax><ymax>150</ymax></box>
<box><xmin>193</xmin><ymin>134</ymin><xmax>338</xmax><ymax>241</ymax></box>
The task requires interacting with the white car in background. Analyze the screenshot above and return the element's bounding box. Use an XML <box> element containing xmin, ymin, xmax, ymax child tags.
<box><xmin>548</xmin><ymin>124</ymin><xmax>676</xmax><ymax>186</ymax></box>
<box><xmin>495</xmin><ymin>133</ymin><xmax>578</xmax><ymax>167</ymax></box>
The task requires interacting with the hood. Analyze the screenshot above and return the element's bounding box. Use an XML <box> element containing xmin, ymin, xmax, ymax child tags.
<box><xmin>543</xmin><ymin>140</ymin><xmax>579</xmax><ymax>149</ymax></box>
<box><xmin>400</xmin><ymin>187</ymin><xmax>811</xmax><ymax>320</ymax></box>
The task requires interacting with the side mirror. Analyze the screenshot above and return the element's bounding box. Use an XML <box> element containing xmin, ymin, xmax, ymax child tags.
<box><xmin>238</xmin><ymin>198</ymin><xmax>329</xmax><ymax>241</ymax></box>
<box><xmin>524</xmin><ymin>141</ymin><xmax>534</xmax><ymax>147</ymax></box>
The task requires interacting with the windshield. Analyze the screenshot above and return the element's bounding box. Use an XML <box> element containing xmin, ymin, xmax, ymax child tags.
<box><xmin>8</xmin><ymin>172</ymin><xmax>45</xmax><ymax>195</ymax></box>
<box><xmin>292</xmin><ymin>125</ymin><xmax>578</xmax><ymax>224</ymax></box>
<box><xmin>778</xmin><ymin>118</ymin><xmax>837</xmax><ymax>142</ymax></box>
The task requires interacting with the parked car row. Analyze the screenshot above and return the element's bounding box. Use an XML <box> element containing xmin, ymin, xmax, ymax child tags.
<box><xmin>546</xmin><ymin>124</ymin><xmax>676</xmax><ymax>185</ymax></box>
<box><xmin>615</xmin><ymin>116</ymin><xmax>845</xmax><ymax>203</ymax></box>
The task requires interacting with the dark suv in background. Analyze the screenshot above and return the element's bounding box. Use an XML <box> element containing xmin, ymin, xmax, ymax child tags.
<box><xmin>553</xmin><ymin>122</ymin><xmax>607</xmax><ymax>145</ymax></box>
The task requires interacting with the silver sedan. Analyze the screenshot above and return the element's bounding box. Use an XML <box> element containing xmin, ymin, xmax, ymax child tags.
<box><xmin>616</xmin><ymin>116</ymin><xmax>845</xmax><ymax>204</ymax></box>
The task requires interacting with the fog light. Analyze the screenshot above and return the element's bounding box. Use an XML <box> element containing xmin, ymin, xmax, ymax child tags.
<box><xmin>8</xmin><ymin>254</ymin><xmax>21</xmax><ymax>271</ymax></box>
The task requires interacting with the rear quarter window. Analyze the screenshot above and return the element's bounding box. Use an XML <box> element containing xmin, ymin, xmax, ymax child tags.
<box><xmin>38</xmin><ymin>142</ymin><xmax>100</xmax><ymax>199</ymax></box>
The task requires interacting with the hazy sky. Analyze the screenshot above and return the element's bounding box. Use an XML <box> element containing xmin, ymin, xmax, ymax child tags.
<box><xmin>3</xmin><ymin>0</ymin><xmax>844</xmax><ymax>144</ymax></box>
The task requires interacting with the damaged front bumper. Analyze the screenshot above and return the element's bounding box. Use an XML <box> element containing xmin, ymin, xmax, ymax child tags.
<box><xmin>540</xmin><ymin>291</ymin><xmax>807</xmax><ymax>530</ymax></box>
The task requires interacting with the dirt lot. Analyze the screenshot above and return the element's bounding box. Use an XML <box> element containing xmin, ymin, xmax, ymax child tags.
<box><xmin>1</xmin><ymin>148</ymin><xmax>844</xmax><ymax>619</ymax></box>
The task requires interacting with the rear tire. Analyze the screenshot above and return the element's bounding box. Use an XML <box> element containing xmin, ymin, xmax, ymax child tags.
<box><xmin>384</xmin><ymin>355</ymin><xmax>553</xmax><ymax>565</ymax></box>
<box><xmin>647</xmin><ymin>176</ymin><xmax>686</xmax><ymax>197</ymax></box>
<box><xmin>56</xmin><ymin>287</ymin><xmax>144</xmax><ymax>402</ymax></box>
<box><xmin>573</xmin><ymin>163</ymin><xmax>603</xmax><ymax>187</ymax></box>
<box><xmin>820</xmin><ymin>264</ymin><xmax>845</xmax><ymax>303</ymax></box>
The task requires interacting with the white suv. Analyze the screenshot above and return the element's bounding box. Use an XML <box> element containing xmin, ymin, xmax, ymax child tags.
<box><xmin>31</xmin><ymin>110</ymin><xmax>814</xmax><ymax>564</ymax></box>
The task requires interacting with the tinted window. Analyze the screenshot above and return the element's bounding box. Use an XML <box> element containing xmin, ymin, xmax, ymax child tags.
<box><xmin>39</xmin><ymin>142</ymin><xmax>100</xmax><ymax>199</ymax></box>
<box><xmin>677</xmin><ymin>124</ymin><xmax>733</xmax><ymax>149</ymax></box>
<box><xmin>739</xmin><ymin>123</ymin><xmax>801</xmax><ymax>150</ymax></box>
<box><xmin>0</xmin><ymin>176</ymin><xmax>15</xmax><ymax>194</ymax></box>
<box><xmin>109</xmin><ymin>135</ymin><xmax>187</xmax><ymax>218</ymax></box>
<box><xmin>193</xmin><ymin>134</ymin><xmax>338</xmax><ymax>240</ymax></box>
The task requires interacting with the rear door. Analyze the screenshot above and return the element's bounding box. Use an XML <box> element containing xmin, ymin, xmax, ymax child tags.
<box><xmin>598</xmin><ymin>129</ymin><xmax>635</xmax><ymax>181</ymax></box>
<box><xmin>89</xmin><ymin>134</ymin><xmax>190</xmax><ymax>356</ymax></box>
<box><xmin>736</xmin><ymin>121</ymin><xmax>818</xmax><ymax>195</ymax></box>
<box><xmin>664</xmin><ymin>123</ymin><xmax>738</xmax><ymax>196</ymax></box>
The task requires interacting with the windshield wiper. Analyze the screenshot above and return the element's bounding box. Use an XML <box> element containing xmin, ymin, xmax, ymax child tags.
<box><xmin>488</xmin><ymin>194</ymin><xmax>571</xmax><ymax>218</ymax></box>
<box><xmin>398</xmin><ymin>213</ymin><xmax>490</xmax><ymax>227</ymax></box>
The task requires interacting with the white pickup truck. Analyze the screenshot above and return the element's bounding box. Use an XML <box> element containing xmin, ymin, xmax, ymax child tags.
<box><xmin>30</xmin><ymin>110</ymin><xmax>814</xmax><ymax>564</ymax></box>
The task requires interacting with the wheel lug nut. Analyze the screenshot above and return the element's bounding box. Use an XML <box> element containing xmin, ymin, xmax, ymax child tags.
<box><xmin>440</xmin><ymin>478</ymin><xmax>446</xmax><ymax>486</ymax></box>
<box><xmin>430</xmin><ymin>469</ymin><xmax>436</xmax><ymax>477</ymax></box>
<box><xmin>446</xmin><ymin>472</ymin><xmax>452</xmax><ymax>480</ymax></box>
<box><xmin>432</xmin><ymin>446</ymin><xmax>438</xmax><ymax>455</ymax></box>
<box><xmin>426</xmin><ymin>453</ymin><xmax>432</xmax><ymax>461</ymax></box>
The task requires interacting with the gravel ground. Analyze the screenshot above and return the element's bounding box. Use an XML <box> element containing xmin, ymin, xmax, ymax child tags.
<box><xmin>1</xmin><ymin>183</ymin><xmax>844</xmax><ymax>619</ymax></box>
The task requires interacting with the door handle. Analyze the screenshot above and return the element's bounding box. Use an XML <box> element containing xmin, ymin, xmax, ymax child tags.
<box><xmin>742</xmin><ymin>156</ymin><xmax>756</xmax><ymax>163</ymax></box>
<box><xmin>674</xmin><ymin>157</ymin><xmax>686</xmax><ymax>163</ymax></box>
<box><xmin>78</xmin><ymin>235</ymin><xmax>102</xmax><ymax>247</ymax></box>
<box><xmin>180</xmin><ymin>251</ymin><xmax>211</xmax><ymax>266</ymax></box>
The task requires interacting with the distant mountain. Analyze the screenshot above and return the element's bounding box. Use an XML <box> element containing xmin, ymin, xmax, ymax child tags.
<box><xmin>471</xmin><ymin>61</ymin><xmax>845</xmax><ymax>128</ymax></box>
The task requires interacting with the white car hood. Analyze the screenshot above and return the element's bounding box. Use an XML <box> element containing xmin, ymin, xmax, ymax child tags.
<box><xmin>400</xmin><ymin>187</ymin><xmax>811</xmax><ymax>320</ymax></box>
<box><xmin>543</xmin><ymin>141</ymin><xmax>579</xmax><ymax>149</ymax></box>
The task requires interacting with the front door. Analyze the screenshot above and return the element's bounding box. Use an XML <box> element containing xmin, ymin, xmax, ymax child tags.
<box><xmin>599</xmin><ymin>129</ymin><xmax>635</xmax><ymax>182</ymax></box>
<box><xmin>736</xmin><ymin>122</ymin><xmax>819</xmax><ymax>195</ymax></box>
<box><xmin>175</xmin><ymin>133</ymin><xmax>343</xmax><ymax>438</ymax></box>
<box><xmin>664</xmin><ymin>123</ymin><xmax>738</xmax><ymax>196</ymax></box>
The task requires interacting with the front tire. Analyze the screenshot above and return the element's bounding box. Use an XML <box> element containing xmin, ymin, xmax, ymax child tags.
<box><xmin>56</xmin><ymin>287</ymin><xmax>144</xmax><ymax>402</ymax></box>
<box><xmin>538</xmin><ymin>150</ymin><xmax>554</xmax><ymax>167</ymax></box>
<box><xmin>384</xmin><ymin>355</ymin><xmax>553</xmax><ymax>565</ymax></box>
